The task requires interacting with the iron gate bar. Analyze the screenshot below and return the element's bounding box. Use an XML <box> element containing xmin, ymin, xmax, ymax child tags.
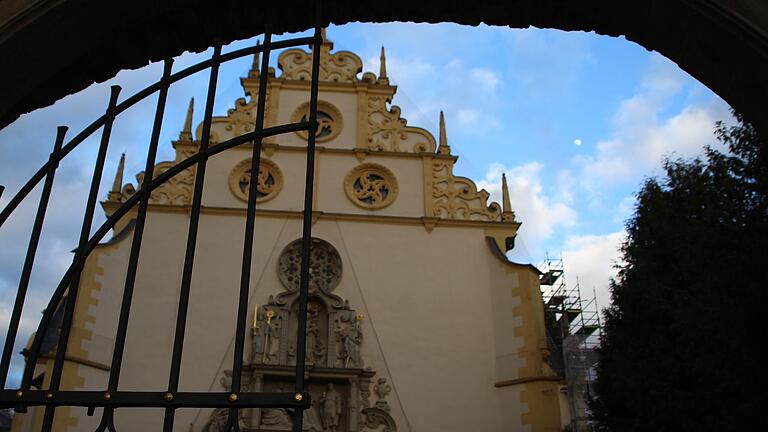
<box><xmin>292</xmin><ymin>19</ymin><xmax>324</xmax><ymax>432</ymax></box>
<box><xmin>0</xmin><ymin>36</ymin><xmax>314</xmax><ymax>231</ymax></box>
<box><xmin>225</xmin><ymin>29</ymin><xmax>274</xmax><ymax>432</ymax></box>
<box><xmin>162</xmin><ymin>40</ymin><xmax>223</xmax><ymax>432</ymax></box>
<box><xmin>92</xmin><ymin>58</ymin><xmax>175</xmax><ymax>432</ymax></box>
<box><xmin>13</xmin><ymin>120</ymin><xmax>311</xmax><ymax>395</ymax></box>
<box><xmin>0</xmin><ymin>126</ymin><xmax>66</xmax><ymax>387</ymax></box>
<box><xmin>39</xmin><ymin>84</ymin><xmax>121</xmax><ymax>429</ymax></box>
<box><xmin>0</xmin><ymin>19</ymin><xmax>323</xmax><ymax>430</ymax></box>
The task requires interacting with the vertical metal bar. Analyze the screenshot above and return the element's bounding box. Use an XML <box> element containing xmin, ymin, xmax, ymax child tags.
<box><xmin>105</xmin><ymin>59</ymin><xmax>174</xmax><ymax>391</ymax></box>
<box><xmin>232</xmin><ymin>30</ymin><xmax>272</xmax><ymax>391</ymax></box>
<box><xmin>0</xmin><ymin>126</ymin><xmax>67</xmax><ymax>388</ymax></box>
<box><xmin>227</xmin><ymin>31</ymin><xmax>273</xmax><ymax>431</ymax></box>
<box><xmin>161</xmin><ymin>42</ymin><xmax>223</xmax><ymax>432</ymax></box>
<box><xmin>293</xmin><ymin>15</ymin><xmax>324</xmax><ymax>432</ymax></box>
<box><xmin>40</xmin><ymin>85</ymin><xmax>121</xmax><ymax>431</ymax></box>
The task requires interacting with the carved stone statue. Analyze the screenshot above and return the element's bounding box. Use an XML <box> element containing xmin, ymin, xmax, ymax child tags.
<box><xmin>306</xmin><ymin>303</ymin><xmax>320</xmax><ymax>363</ymax></box>
<box><xmin>262</xmin><ymin>309</ymin><xmax>280</xmax><ymax>364</ymax></box>
<box><xmin>261</xmin><ymin>408</ymin><xmax>292</xmax><ymax>430</ymax></box>
<box><xmin>373</xmin><ymin>377</ymin><xmax>391</xmax><ymax>411</ymax></box>
<box><xmin>319</xmin><ymin>383</ymin><xmax>342</xmax><ymax>432</ymax></box>
<box><xmin>302</xmin><ymin>400</ymin><xmax>324</xmax><ymax>432</ymax></box>
<box><xmin>336</xmin><ymin>313</ymin><xmax>363</xmax><ymax>368</ymax></box>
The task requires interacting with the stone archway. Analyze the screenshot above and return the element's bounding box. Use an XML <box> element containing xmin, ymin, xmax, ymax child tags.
<box><xmin>0</xmin><ymin>0</ymin><xmax>767</xmax><ymax>133</ymax></box>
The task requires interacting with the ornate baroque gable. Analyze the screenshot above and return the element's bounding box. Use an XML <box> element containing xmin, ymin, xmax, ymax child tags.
<box><xmin>430</xmin><ymin>158</ymin><xmax>502</xmax><ymax>222</ymax></box>
<box><xmin>366</xmin><ymin>96</ymin><xmax>435</xmax><ymax>153</ymax></box>
<box><xmin>106</xmin><ymin>140</ymin><xmax>197</xmax><ymax>206</ymax></box>
<box><xmin>278</xmin><ymin>36</ymin><xmax>362</xmax><ymax>83</ymax></box>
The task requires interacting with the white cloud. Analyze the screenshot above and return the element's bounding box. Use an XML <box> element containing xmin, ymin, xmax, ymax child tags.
<box><xmin>576</xmin><ymin>54</ymin><xmax>731</xmax><ymax>188</ymax></box>
<box><xmin>562</xmin><ymin>230</ymin><xmax>626</xmax><ymax>313</ymax></box>
<box><xmin>573</xmin><ymin>138</ymin><xmax>582</xmax><ymax>146</ymax></box>
<box><xmin>469</xmin><ymin>67</ymin><xmax>500</xmax><ymax>91</ymax></box>
<box><xmin>478</xmin><ymin>162</ymin><xmax>577</xmax><ymax>246</ymax></box>
<box><xmin>614</xmin><ymin>195</ymin><xmax>636</xmax><ymax>224</ymax></box>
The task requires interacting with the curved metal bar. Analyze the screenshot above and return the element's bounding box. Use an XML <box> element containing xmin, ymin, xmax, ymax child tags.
<box><xmin>20</xmin><ymin>121</ymin><xmax>310</xmax><ymax>389</ymax></box>
<box><xmin>161</xmin><ymin>39</ymin><xmax>224</xmax><ymax>432</ymax></box>
<box><xmin>0</xmin><ymin>126</ymin><xmax>67</xmax><ymax>387</ymax></box>
<box><xmin>224</xmin><ymin>408</ymin><xmax>242</xmax><ymax>432</ymax></box>
<box><xmin>93</xmin><ymin>407</ymin><xmax>117</xmax><ymax>432</ymax></box>
<box><xmin>0</xmin><ymin>36</ymin><xmax>314</xmax><ymax>230</ymax></box>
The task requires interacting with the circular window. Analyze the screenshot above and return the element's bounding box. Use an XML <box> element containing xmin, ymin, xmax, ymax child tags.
<box><xmin>344</xmin><ymin>163</ymin><xmax>399</xmax><ymax>210</ymax></box>
<box><xmin>291</xmin><ymin>101</ymin><xmax>343</xmax><ymax>142</ymax></box>
<box><xmin>228</xmin><ymin>158</ymin><xmax>283</xmax><ymax>203</ymax></box>
<box><xmin>277</xmin><ymin>238</ymin><xmax>342</xmax><ymax>293</ymax></box>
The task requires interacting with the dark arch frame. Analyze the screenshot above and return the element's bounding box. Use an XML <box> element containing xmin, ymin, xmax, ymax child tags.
<box><xmin>0</xmin><ymin>0</ymin><xmax>767</xmax><ymax>132</ymax></box>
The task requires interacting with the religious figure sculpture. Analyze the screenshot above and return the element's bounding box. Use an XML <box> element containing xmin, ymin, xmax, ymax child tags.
<box><xmin>302</xmin><ymin>400</ymin><xmax>325</xmax><ymax>432</ymax></box>
<box><xmin>373</xmin><ymin>377</ymin><xmax>392</xmax><ymax>411</ymax></box>
<box><xmin>262</xmin><ymin>310</ymin><xmax>280</xmax><ymax>364</ymax></box>
<box><xmin>319</xmin><ymin>383</ymin><xmax>342</xmax><ymax>432</ymax></box>
<box><xmin>260</xmin><ymin>407</ymin><xmax>293</xmax><ymax>430</ymax></box>
<box><xmin>305</xmin><ymin>303</ymin><xmax>320</xmax><ymax>364</ymax></box>
<box><xmin>336</xmin><ymin>313</ymin><xmax>363</xmax><ymax>367</ymax></box>
<box><xmin>261</xmin><ymin>384</ymin><xmax>293</xmax><ymax>430</ymax></box>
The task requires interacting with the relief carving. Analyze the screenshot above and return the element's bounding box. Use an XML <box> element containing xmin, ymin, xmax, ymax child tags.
<box><xmin>365</xmin><ymin>97</ymin><xmax>434</xmax><ymax>153</ymax></box>
<box><xmin>344</xmin><ymin>163</ymin><xmax>398</xmax><ymax>210</ymax></box>
<box><xmin>278</xmin><ymin>36</ymin><xmax>362</xmax><ymax>83</ymax></box>
<box><xmin>134</xmin><ymin>146</ymin><xmax>197</xmax><ymax>206</ymax></box>
<box><xmin>211</xmin><ymin>237</ymin><xmax>397</xmax><ymax>432</ymax></box>
<box><xmin>229</xmin><ymin>158</ymin><xmax>284</xmax><ymax>203</ymax></box>
<box><xmin>431</xmin><ymin>159</ymin><xmax>502</xmax><ymax>221</ymax></box>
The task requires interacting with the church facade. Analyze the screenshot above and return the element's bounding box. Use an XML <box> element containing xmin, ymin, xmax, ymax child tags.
<box><xmin>13</xmin><ymin>31</ymin><xmax>567</xmax><ymax>432</ymax></box>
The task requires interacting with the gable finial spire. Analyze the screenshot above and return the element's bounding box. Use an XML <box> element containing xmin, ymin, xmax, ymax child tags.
<box><xmin>379</xmin><ymin>46</ymin><xmax>388</xmax><ymax>81</ymax></box>
<box><xmin>250</xmin><ymin>39</ymin><xmax>261</xmax><ymax>77</ymax></box>
<box><xmin>108</xmin><ymin>153</ymin><xmax>125</xmax><ymax>201</ymax></box>
<box><xmin>501</xmin><ymin>173</ymin><xmax>516</xmax><ymax>222</ymax></box>
<box><xmin>437</xmin><ymin>111</ymin><xmax>451</xmax><ymax>155</ymax></box>
<box><xmin>180</xmin><ymin>97</ymin><xmax>194</xmax><ymax>140</ymax></box>
<box><xmin>319</xmin><ymin>27</ymin><xmax>333</xmax><ymax>49</ymax></box>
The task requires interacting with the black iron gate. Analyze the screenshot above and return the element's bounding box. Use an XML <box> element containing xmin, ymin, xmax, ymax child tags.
<box><xmin>0</xmin><ymin>10</ymin><xmax>325</xmax><ymax>432</ymax></box>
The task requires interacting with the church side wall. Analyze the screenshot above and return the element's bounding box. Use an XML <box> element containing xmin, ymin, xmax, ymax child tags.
<box><xmin>37</xmin><ymin>209</ymin><xmax>555</xmax><ymax>432</ymax></box>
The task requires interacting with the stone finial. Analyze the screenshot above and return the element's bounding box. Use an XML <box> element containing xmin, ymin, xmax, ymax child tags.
<box><xmin>320</xmin><ymin>27</ymin><xmax>333</xmax><ymax>48</ymax></box>
<box><xmin>501</xmin><ymin>173</ymin><xmax>516</xmax><ymax>222</ymax></box>
<box><xmin>179</xmin><ymin>97</ymin><xmax>194</xmax><ymax>141</ymax></box>
<box><xmin>250</xmin><ymin>39</ymin><xmax>261</xmax><ymax>78</ymax></box>
<box><xmin>108</xmin><ymin>153</ymin><xmax>125</xmax><ymax>201</ymax></box>
<box><xmin>437</xmin><ymin>111</ymin><xmax>451</xmax><ymax>155</ymax></box>
<box><xmin>379</xmin><ymin>46</ymin><xmax>389</xmax><ymax>84</ymax></box>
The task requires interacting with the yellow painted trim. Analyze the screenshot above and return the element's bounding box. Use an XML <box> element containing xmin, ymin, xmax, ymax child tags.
<box><xmin>135</xmin><ymin>205</ymin><xmax>520</xmax><ymax>230</ymax></box>
<box><xmin>422</xmin><ymin>155</ymin><xmax>434</xmax><ymax>217</ymax></box>
<box><xmin>39</xmin><ymin>354</ymin><xmax>111</xmax><ymax>372</ymax></box>
<box><xmin>229</xmin><ymin>142</ymin><xmax>457</xmax><ymax>161</ymax></box>
<box><xmin>277</xmin><ymin>78</ymin><xmax>396</xmax><ymax>94</ymax></box>
<box><xmin>494</xmin><ymin>375</ymin><xmax>563</xmax><ymax>387</ymax></box>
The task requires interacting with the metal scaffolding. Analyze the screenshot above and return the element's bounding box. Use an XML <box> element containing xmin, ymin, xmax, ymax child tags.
<box><xmin>540</xmin><ymin>252</ymin><xmax>602</xmax><ymax>432</ymax></box>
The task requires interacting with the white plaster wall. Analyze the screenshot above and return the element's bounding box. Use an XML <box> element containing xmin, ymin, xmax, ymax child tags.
<box><xmin>67</xmin><ymin>210</ymin><xmax>532</xmax><ymax>432</ymax></box>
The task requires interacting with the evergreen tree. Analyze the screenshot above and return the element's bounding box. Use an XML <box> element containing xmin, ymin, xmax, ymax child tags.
<box><xmin>591</xmin><ymin>113</ymin><xmax>767</xmax><ymax>431</ymax></box>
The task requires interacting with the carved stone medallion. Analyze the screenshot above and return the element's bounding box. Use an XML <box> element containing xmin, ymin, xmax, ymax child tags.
<box><xmin>344</xmin><ymin>163</ymin><xmax>398</xmax><ymax>210</ymax></box>
<box><xmin>291</xmin><ymin>101</ymin><xmax>343</xmax><ymax>142</ymax></box>
<box><xmin>229</xmin><ymin>158</ymin><xmax>283</xmax><ymax>203</ymax></box>
<box><xmin>277</xmin><ymin>238</ymin><xmax>342</xmax><ymax>293</ymax></box>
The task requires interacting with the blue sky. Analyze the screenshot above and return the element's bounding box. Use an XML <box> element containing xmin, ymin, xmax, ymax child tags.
<box><xmin>0</xmin><ymin>23</ymin><xmax>731</xmax><ymax>386</ymax></box>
